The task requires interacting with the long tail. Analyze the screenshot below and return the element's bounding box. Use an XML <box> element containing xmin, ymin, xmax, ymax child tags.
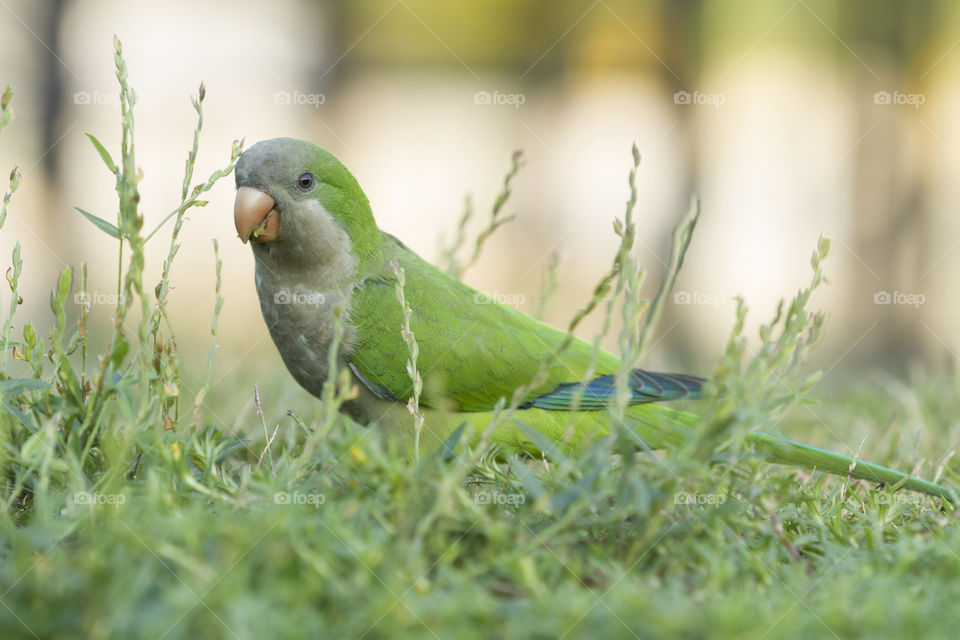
<box><xmin>747</xmin><ymin>431</ymin><xmax>956</xmax><ymax>501</ymax></box>
<box><xmin>529</xmin><ymin>368</ymin><xmax>955</xmax><ymax>500</ymax></box>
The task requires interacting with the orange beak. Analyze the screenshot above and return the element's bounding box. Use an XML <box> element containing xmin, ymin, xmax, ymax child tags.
<box><xmin>234</xmin><ymin>186</ymin><xmax>280</xmax><ymax>244</ymax></box>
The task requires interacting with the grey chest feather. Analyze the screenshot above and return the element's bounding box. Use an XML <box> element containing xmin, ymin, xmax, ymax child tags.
<box><xmin>255</xmin><ymin>275</ymin><xmax>354</xmax><ymax>398</ymax></box>
<box><xmin>248</xmin><ymin>198</ymin><xmax>361</xmax><ymax>398</ymax></box>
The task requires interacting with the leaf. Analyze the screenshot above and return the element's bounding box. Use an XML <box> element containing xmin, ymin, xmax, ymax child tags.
<box><xmin>551</xmin><ymin>466</ymin><xmax>602</xmax><ymax>511</ymax></box>
<box><xmin>56</xmin><ymin>266</ymin><xmax>72</xmax><ymax>302</ymax></box>
<box><xmin>20</xmin><ymin>429</ymin><xmax>49</xmax><ymax>465</ymax></box>
<box><xmin>213</xmin><ymin>434</ymin><xmax>250</xmax><ymax>464</ymax></box>
<box><xmin>512</xmin><ymin>455</ymin><xmax>545</xmax><ymax>501</ymax></box>
<box><xmin>0</xmin><ymin>377</ymin><xmax>49</xmax><ymax>397</ymax></box>
<box><xmin>430</xmin><ymin>421</ymin><xmax>468</xmax><ymax>462</ymax></box>
<box><xmin>23</xmin><ymin>323</ymin><xmax>36</xmax><ymax>348</ymax></box>
<box><xmin>3</xmin><ymin>400</ymin><xmax>29</xmax><ymax>426</ymax></box>
<box><xmin>75</xmin><ymin>207</ymin><xmax>119</xmax><ymax>238</ymax></box>
<box><xmin>85</xmin><ymin>133</ymin><xmax>118</xmax><ymax>175</ymax></box>
<box><xmin>109</xmin><ymin>338</ymin><xmax>129</xmax><ymax>371</ymax></box>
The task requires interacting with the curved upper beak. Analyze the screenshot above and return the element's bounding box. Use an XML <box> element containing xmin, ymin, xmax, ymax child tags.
<box><xmin>234</xmin><ymin>186</ymin><xmax>280</xmax><ymax>244</ymax></box>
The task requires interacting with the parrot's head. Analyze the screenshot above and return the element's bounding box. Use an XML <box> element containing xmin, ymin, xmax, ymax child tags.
<box><xmin>234</xmin><ymin>137</ymin><xmax>381</xmax><ymax>276</ymax></box>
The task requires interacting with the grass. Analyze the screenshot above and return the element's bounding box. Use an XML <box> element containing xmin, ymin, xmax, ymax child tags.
<box><xmin>0</xmin><ymin>40</ymin><xmax>959</xmax><ymax>640</ymax></box>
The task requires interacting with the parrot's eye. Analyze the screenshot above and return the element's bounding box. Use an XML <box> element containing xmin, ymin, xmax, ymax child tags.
<box><xmin>295</xmin><ymin>171</ymin><xmax>316</xmax><ymax>192</ymax></box>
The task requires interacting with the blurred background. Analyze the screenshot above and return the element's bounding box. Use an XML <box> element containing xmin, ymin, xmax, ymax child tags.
<box><xmin>1</xmin><ymin>0</ymin><xmax>959</xmax><ymax>403</ymax></box>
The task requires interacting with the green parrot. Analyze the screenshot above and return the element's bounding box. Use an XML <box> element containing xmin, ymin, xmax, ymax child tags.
<box><xmin>233</xmin><ymin>137</ymin><xmax>954</xmax><ymax>501</ymax></box>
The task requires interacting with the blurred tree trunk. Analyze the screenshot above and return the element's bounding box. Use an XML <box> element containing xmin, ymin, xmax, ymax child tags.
<box><xmin>839</xmin><ymin>0</ymin><xmax>936</xmax><ymax>371</ymax></box>
<box><xmin>42</xmin><ymin>0</ymin><xmax>65</xmax><ymax>178</ymax></box>
<box><xmin>660</xmin><ymin>0</ymin><xmax>704</xmax><ymax>364</ymax></box>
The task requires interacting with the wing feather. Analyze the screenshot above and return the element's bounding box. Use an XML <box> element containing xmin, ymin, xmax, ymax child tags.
<box><xmin>346</xmin><ymin>234</ymin><xmax>615</xmax><ymax>411</ymax></box>
<box><xmin>346</xmin><ymin>233</ymin><xmax>703</xmax><ymax>412</ymax></box>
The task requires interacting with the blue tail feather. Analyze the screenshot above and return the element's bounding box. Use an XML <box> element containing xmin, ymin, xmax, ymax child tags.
<box><xmin>524</xmin><ymin>369</ymin><xmax>704</xmax><ymax>410</ymax></box>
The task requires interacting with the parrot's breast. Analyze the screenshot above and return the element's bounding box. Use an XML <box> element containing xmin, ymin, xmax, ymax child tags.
<box><xmin>253</xmin><ymin>267</ymin><xmax>355</xmax><ymax>399</ymax></box>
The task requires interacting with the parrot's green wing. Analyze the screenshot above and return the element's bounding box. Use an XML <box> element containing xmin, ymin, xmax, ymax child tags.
<box><xmin>347</xmin><ymin>234</ymin><xmax>607</xmax><ymax>410</ymax></box>
<box><xmin>346</xmin><ymin>233</ymin><xmax>701</xmax><ymax>411</ymax></box>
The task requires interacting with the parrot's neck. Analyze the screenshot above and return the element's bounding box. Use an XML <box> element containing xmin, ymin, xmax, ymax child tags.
<box><xmin>252</xmin><ymin>200</ymin><xmax>360</xmax><ymax>287</ymax></box>
<box><xmin>251</xmin><ymin>213</ymin><xmax>359</xmax><ymax>397</ymax></box>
